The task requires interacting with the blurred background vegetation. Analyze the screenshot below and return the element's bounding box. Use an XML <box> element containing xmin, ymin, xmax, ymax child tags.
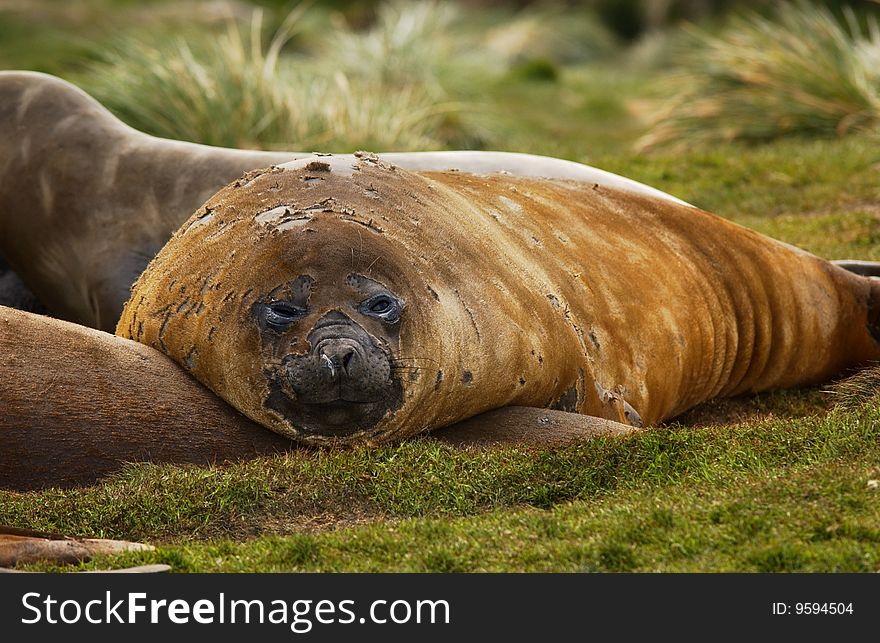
<box><xmin>2</xmin><ymin>0</ymin><xmax>879</xmax><ymax>154</ymax></box>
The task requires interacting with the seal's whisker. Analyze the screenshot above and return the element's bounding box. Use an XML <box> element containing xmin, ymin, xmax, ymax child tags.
<box><xmin>392</xmin><ymin>357</ymin><xmax>440</xmax><ymax>365</ymax></box>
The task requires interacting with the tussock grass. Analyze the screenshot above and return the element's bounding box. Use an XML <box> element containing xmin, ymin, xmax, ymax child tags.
<box><xmin>85</xmin><ymin>7</ymin><xmax>311</xmax><ymax>149</ymax></box>
<box><xmin>83</xmin><ymin>3</ymin><xmax>479</xmax><ymax>150</ymax></box>
<box><xmin>482</xmin><ymin>5</ymin><xmax>616</xmax><ymax>67</ymax></box>
<box><xmin>78</xmin><ymin>1</ymin><xmax>628</xmax><ymax>152</ymax></box>
<box><xmin>322</xmin><ymin>0</ymin><xmax>472</xmax><ymax>96</ymax></box>
<box><xmin>637</xmin><ymin>1</ymin><xmax>880</xmax><ymax>149</ymax></box>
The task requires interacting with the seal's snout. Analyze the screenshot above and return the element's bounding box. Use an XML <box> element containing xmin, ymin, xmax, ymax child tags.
<box><xmin>276</xmin><ymin>318</ymin><xmax>402</xmax><ymax>435</ymax></box>
<box><xmin>282</xmin><ymin>312</ymin><xmax>394</xmax><ymax>413</ymax></box>
<box><xmin>316</xmin><ymin>338</ymin><xmax>359</xmax><ymax>380</ymax></box>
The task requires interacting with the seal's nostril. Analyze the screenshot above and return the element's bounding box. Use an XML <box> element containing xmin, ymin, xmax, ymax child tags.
<box><xmin>341</xmin><ymin>349</ymin><xmax>355</xmax><ymax>375</ymax></box>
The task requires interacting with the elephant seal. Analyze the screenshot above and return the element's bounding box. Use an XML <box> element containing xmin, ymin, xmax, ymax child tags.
<box><xmin>116</xmin><ymin>154</ymin><xmax>880</xmax><ymax>445</ymax></box>
<box><xmin>0</xmin><ymin>71</ymin><xmax>684</xmax><ymax>331</ymax></box>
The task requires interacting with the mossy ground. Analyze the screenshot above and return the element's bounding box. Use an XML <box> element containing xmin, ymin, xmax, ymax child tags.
<box><xmin>2</xmin><ymin>1</ymin><xmax>879</xmax><ymax>572</ymax></box>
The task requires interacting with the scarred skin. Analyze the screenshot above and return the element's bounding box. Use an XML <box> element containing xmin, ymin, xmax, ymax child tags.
<box><xmin>116</xmin><ymin>155</ymin><xmax>880</xmax><ymax>445</ymax></box>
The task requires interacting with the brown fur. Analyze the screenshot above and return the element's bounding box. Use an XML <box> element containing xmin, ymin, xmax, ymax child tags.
<box><xmin>117</xmin><ymin>157</ymin><xmax>880</xmax><ymax>444</ymax></box>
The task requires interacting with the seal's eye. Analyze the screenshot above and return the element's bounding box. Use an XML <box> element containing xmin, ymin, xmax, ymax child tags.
<box><xmin>360</xmin><ymin>294</ymin><xmax>401</xmax><ymax>323</ymax></box>
<box><xmin>265</xmin><ymin>301</ymin><xmax>306</xmax><ymax>328</ymax></box>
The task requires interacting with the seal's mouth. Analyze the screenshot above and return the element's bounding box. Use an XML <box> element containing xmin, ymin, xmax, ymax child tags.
<box><xmin>265</xmin><ymin>386</ymin><xmax>394</xmax><ymax>437</ymax></box>
<box><xmin>298</xmin><ymin>399</ymin><xmax>388</xmax><ymax>431</ymax></box>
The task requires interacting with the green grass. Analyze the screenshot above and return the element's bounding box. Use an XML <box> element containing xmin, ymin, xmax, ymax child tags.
<box><xmin>2</xmin><ymin>0</ymin><xmax>880</xmax><ymax>572</ymax></box>
<box><xmin>484</xmin><ymin>64</ymin><xmax>659</xmax><ymax>159</ymax></box>
<box><xmin>7</xmin><ymin>399</ymin><xmax>880</xmax><ymax>572</ymax></box>
<box><xmin>594</xmin><ymin>137</ymin><xmax>880</xmax><ymax>258</ymax></box>
<box><xmin>0</xmin><ymin>0</ymin><xmax>249</xmax><ymax>75</ymax></box>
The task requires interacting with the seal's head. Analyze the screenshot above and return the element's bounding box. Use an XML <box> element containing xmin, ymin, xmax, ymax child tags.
<box><xmin>118</xmin><ymin>155</ymin><xmax>592</xmax><ymax>444</ymax></box>
<box><xmin>118</xmin><ymin>157</ymin><xmax>412</xmax><ymax>443</ymax></box>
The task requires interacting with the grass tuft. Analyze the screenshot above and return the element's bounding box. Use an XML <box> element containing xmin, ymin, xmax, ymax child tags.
<box><xmin>81</xmin><ymin>3</ymin><xmax>477</xmax><ymax>151</ymax></box>
<box><xmin>827</xmin><ymin>364</ymin><xmax>880</xmax><ymax>410</ymax></box>
<box><xmin>747</xmin><ymin>546</ymin><xmax>807</xmax><ymax>572</ymax></box>
<box><xmin>482</xmin><ymin>5</ymin><xmax>616</xmax><ymax>67</ymax></box>
<box><xmin>637</xmin><ymin>1</ymin><xmax>880</xmax><ymax>149</ymax></box>
<box><xmin>594</xmin><ymin>541</ymin><xmax>639</xmax><ymax>572</ymax></box>
<box><xmin>323</xmin><ymin>0</ymin><xmax>466</xmax><ymax>97</ymax></box>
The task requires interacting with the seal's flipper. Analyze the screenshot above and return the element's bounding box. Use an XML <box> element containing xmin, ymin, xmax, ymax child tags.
<box><xmin>0</xmin><ymin>306</ymin><xmax>296</xmax><ymax>491</ymax></box>
<box><xmin>431</xmin><ymin>407</ymin><xmax>639</xmax><ymax>448</ymax></box>
<box><xmin>832</xmin><ymin>260</ymin><xmax>880</xmax><ymax>278</ymax></box>
<box><xmin>828</xmin><ymin>261</ymin><xmax>880</xmax><ymax>345</ymax></box>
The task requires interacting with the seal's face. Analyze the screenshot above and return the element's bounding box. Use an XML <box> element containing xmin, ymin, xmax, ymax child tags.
<box><xmin>253</xmin><ymin>272</ymin><xmax>405</xmax><ymax>437</ymax></box>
